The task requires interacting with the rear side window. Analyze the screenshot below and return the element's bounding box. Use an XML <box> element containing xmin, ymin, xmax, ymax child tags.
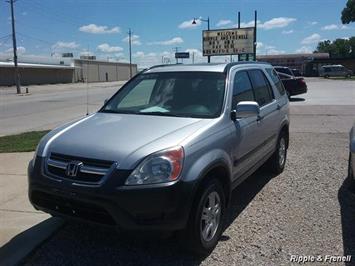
<box><xmin>232</xmin><ymin>71</ymin><xmax>255</xmax><ymax>108</ymax></box>
<box><xmin>248</xmin><ymin>70</ymin><xmax>273</xmax><ymax>106</ymax></box>
<box><xmin>266</xmin><ymin>68</ymin><xmax>286</xmax><ymax>95</ymax></box>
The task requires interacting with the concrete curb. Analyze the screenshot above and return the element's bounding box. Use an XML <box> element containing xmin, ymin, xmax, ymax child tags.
<box><xmin>0</xmin><ymin>217</ymin><xmax>64</xmax><ymax>266</ymax></box>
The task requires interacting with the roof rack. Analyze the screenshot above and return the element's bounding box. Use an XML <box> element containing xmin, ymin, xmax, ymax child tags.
<box><xmin>224</xmin><ymin>61</ymin><xmax>270</xmax><ymax>73</ymax></box>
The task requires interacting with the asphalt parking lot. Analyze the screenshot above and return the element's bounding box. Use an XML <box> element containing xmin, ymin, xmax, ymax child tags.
<box><xmin>1</xmin><ymin>78</ymin><xmax>355</xmax><ymax>265</ymax></box>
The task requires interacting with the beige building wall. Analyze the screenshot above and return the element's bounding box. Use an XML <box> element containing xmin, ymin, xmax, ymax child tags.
<box><xmin>74</xmin><ymin>59</ymin><xmax>137</xmax><ymax>83</ymax></box>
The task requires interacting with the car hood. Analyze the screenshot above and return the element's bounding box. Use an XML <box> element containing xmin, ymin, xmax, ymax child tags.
<box><xmin>45</xmin><ymin>112</ymin><xmax>212</xmax><ymax>169</ymax></box>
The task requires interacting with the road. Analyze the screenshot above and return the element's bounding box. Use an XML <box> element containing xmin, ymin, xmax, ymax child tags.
<box><xmin>0</xmin><ymin>82</ymin><xmax>124</xmax><ymax>136</ymax></box>
<box><xmin>0</xmin><ymin>78</ymin><xmax>354</xmax><ymax>136</ymax></box>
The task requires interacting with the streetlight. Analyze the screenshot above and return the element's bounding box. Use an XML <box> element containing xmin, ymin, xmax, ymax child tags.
<box><xmin>192</xmin><ymin>17</ymin><xmax>210</xmax><ymax>63</ymax></box>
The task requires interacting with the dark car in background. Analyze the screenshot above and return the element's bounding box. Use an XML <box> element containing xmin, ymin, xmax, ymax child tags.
<box><xmin>277</xmin><ymin>72</ymin><xmax>308</xmax><ymax>98</ymax></box>
<box><xmin>292</xmin><ymin>69</ymin><xmax>302</xmax><ymax>77</ymax></box>
<box><xmin>274</xmin><ymin>66</ymin><xmax>294</xmax><ymax>77</ymax></box>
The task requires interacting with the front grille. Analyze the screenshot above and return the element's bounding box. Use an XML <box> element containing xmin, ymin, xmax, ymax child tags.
<box><xmin>31</xmin><ymin>190</ymin><xmax>116</xmax><ymax>225</ymax></box>
<box><xmin>46</xmin><ymin>152</ymin><xmax>114</xmax><ymax>184</ymax></box>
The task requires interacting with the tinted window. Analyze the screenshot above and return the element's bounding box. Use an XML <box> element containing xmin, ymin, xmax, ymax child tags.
<box><xmin>103</xmin><ymin>72</ymin><xmax>226</xmax><ymax>118</ymax></box>
<box><xmin>232</xmin><ymin>71</ymin><xmax>254</xmax><ymax>108</ymax></box>
<box><xmin>275</xmin><ymin>67</ymin><xmax>293</xmax><ymax>76</ymax></box>
<box><xmin>266</xmin><ymin>68</ymin><xmax>286</xmax><ymax>95</ymax></box>
<box><xmin>248</xmin><ymin>70</ymin><xmax>273</xmax><ymax>106</ymax></box>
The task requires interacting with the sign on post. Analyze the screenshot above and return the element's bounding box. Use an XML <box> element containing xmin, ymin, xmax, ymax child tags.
<box><xmin>203</xmin><ymin>27</ymin><xmax>254</xmax><ymax>56</ymax></box>
<box><xmin>175</xmin><ymin>52</ymin><xmax>190</xmax><ymax>59</ymax></box>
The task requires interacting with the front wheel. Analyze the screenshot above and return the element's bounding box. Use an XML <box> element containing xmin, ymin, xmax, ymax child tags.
<box><xmin>179</xmin><ymin>179</ymin><xmax>226</xmax><ymax>256</ymax></box>
<box><xmin>268</xmin><ymin>133</ymin><xmax>287</xmax><ymax>174</ymax></box>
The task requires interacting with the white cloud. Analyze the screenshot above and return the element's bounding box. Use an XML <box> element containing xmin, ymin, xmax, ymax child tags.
<box><xmin>52</xmin><ymin>41</ymin><xmax>79</xmax><ymax>50</ymax></box>
<box><xmin>97</xmin><ymin>43</ymin><xmax>123</xmax><ymax>53</ymax></box>
<box><xmin>232</xmin><ymin>17</ymin><xmax>295</xmax><ymax>30</ymax></box>
<box><xmin>233</xmin><ymin>20</ymin><xmax>259</xmax><ymax>28</ymax></box>
<box><xmin>259</xmin><ymin>17</ymin><xmax>296</xmax><ymax>30</ymax></box>
<box><xmin>148</xmin><ymin>37</ymin><xmax>184</xmax><ymax>45</ymax></box>
<box><xmin>122</xmin><ymin>34</ymin><xmax>141</xmax><ymax>45</ymax></box>
<box><xmin>282</xmin><ymin>30</ymin><xmax>294</xmax><ymax>34</ymax></box>
<box><xmin>79</xmin><ymin>24</ymin><xmax>120</xmax><ymax>34</ymax></box>
<box><xmin>322</xmin><ymin>24</ymin><xmax>349</xmax><ymax>30</ymax></box>
<box><xmin>80</xmin><ymin>51</ymin><xmax>94</xmax><ymax>56</ymax></box>
<box><xmin>256</xmin><ymin>42</ymin><xmax>263</xmax><ymax>48</ymax></box>
<box><xmin>301</xmin><ymin>33</ymin><xmax>321</xmax><ymax>44</ymax></box>
<box><xmin>310</xmin><ymin>21</ymin><xmax>318</xmax><ymax>25</ymax></box>
<box><xmin>6</xmin><ymin>46</ymin><xmax>26</xmax><ymax>54</ymax></box>
<box><xmin>216</xmin><ymin>19</ymin><xmax>232</xmax><ymax>27</ymax></box>
<box><xmin>295</xmin><ymin>46</ymin><xmax>313</xmax><ymax>53</ymax></box>
<box><xmin>267</xmin><ymin>49</ymin><xmax>286</xmax><ymax>55</ymax></box>
<box><xmin>178</xmin><ymin>18</ymin><xmax>201</xmax><ymax>29</ymax></box>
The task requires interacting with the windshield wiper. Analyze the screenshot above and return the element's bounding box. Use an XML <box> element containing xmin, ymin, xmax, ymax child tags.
<box><xmin>138</xmin><ymin>111</ymin><xmax>186</xmax><ymax>117</ymax></box>
<box><xmin>100</xmin><ymin>109</ymin><xmax>138</xmax><ymax>114</ymax></box>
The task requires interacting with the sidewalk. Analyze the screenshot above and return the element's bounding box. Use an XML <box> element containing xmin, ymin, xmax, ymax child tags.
<box><xmin>0</xmin><ymin>152</ymin><xmax>64</xmax><ymax>265</ymax></box>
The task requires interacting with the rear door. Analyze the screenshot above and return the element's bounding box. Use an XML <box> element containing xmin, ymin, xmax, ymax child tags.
<box><xmin>247</xmin><ymin>69</ymin><xmax>280</xmax><ymax>159</ymax></box>
<box><xmin>230</xmin><ymin>70</ymin><xmax>260</xmax><ymax>179</ymax></box>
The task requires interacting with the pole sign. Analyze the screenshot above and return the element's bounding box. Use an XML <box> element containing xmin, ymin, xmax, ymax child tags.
<box><xmin>203</xmin><ymin>27</ymin><xmax>255</xmax><ymax>56</ymax></box>
<box><xmin>175</xmin><ymin>52</ymin><xmax>190</xmax><ymax>59</ymax></box>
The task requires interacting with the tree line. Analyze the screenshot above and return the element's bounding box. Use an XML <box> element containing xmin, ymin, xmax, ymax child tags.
<box><xmin>313</xmin><ymin>0</ymin><xmax>354</xmax><ymax>58</ymax></box>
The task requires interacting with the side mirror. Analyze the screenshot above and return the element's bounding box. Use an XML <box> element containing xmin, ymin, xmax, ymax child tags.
<box><xmin>231</xmin><ymin>101</ymin><xmax>260</xmax><ymax>121</ymax></box>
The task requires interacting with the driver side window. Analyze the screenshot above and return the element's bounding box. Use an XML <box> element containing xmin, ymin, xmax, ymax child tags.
<box><xmin>232</xmin><ymin>71</ymin><xmax>255</xmax><ymax>109</ymax></box>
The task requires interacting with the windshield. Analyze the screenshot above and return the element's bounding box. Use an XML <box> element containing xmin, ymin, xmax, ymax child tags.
<box><xmin>101</xmin><ymin>71</ymin><xmax>226</xmax><ymax>118</ymax></box>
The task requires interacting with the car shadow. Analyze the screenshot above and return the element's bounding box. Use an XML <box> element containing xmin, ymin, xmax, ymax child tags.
<box><xmin>338</xmin><ymin>175</ymin><xmax>355</xmax><ymax>265</ymax></box>
<box><xmin>24</xmin><ymin>168</ymin><xmax>275</xmax><ymax>265</ymax></box>
<box><xmin>225</xmin><ymin>166</ymin><xmax>275</xmax><ymax>229</ymax></box>
<box><xmin>289</xmin><ymin>97</ymin><xmax>305</xmax><ymax>102</ymax></box>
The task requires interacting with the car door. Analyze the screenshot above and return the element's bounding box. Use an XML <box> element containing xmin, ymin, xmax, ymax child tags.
<box><xmin>247</xmin><ymin>69</ymin><xmax>280</xmax><ymax>160</ymax></box>
<box><xmin>230</xmin><ymin>70</ymin><xmax>260</xmax><ymax>180</ymax></box>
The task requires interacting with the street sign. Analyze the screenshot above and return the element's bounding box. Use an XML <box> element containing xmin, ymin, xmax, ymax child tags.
<box><xmin>175</xmin><ymin>52</ymin><xmax>190</xmax><ymax>59</ymax></box>
<box><xmin>203</xmin><ymin>27</ymin><xmax>255</xmax><ymax>56</ymax></box>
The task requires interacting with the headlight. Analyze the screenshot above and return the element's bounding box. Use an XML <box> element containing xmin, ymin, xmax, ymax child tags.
<box><xmin>31</xmin><ymin>144</ymin><xmax>40</xmax><ymax>167</ymax></box>
<box><xmin>125</xmin><ymin>146</ymin><xmax>184</xmax><ymax>185</ymax></box>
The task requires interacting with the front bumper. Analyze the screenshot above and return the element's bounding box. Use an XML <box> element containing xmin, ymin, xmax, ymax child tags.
<box><xmin>28</xmin><ymin>157</ymin><xmax>195</xmax><ymax>231</ymax></box>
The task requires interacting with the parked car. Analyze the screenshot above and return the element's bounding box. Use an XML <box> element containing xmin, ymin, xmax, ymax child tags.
<box><xmin>277</xmin><ymin>72</ymin><xmax>308</xmax><ymax>98</ymax></box>
<box><xmin>292</xmin><ymin>69</ymin><xmax>302</xmax><ymax>77</ymax></box>
<box><xmin>320</xmin><ymin>65</ymin><xmax>352</xmax><ymax>78</ymax></box>
<box><xmin>349</xmin><ymin>123</ymin><xmax>355</xmax><ymax>186</ymax></box>
<box><xmin>274</xmin><ymin>66</ymin><xmax>295</xmax><ymax>76</ymax></box>
<box><xmin>28</xmin><ymin>62</ymin><xmax>289</xmax><ymax>255</ymax></box>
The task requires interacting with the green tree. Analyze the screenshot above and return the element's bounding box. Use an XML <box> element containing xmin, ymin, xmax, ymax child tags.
<box><xmin>349</xmin><ymin>37</ymin><xmax>355</xmax><ymax>57</ymax></box>
<box><xmin>315</xmin><ymin>38</ymin><xmax>354</xmax><ymax>58</ymax></box>
<box><xmin>333</xmin><ymin>38</ymin><xmax>351</xmax><ymax>57</ymax></box>
<box><xmin>342</xmin><ymin>0</ymin><xmax>355</xmax><ymax>24</ymax></box>
<box><xmin>316</xmin><ymin>40</ymin><xmax>335</xmax><ymax>56</ymax></box>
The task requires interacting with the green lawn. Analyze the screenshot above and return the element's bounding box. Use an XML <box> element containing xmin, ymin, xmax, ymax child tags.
<box><xmin>0</xmin><ymin>130</ymin><xmax>50</xmax><ymax>153</ymax></box>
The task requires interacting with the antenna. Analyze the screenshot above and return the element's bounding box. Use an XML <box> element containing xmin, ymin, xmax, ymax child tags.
<box><xmin>86</xmin><ymin>45</ymin><xmax>89</xmax><ymax>116</ymax></box>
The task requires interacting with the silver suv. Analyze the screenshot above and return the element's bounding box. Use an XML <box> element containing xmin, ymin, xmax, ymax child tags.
<box><xmin>28</xmin><ymin>62</ymin><xmax>289</xmax><ymax>255</ymax></box>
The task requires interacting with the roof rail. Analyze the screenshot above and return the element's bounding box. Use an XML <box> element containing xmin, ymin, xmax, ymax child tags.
<box><xmin>224</xmin><ymin>61</ymin><xmax>271</xmax><ymax>73</ymax></box>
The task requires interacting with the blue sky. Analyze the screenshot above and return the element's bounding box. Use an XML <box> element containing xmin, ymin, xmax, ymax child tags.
<box><xmin>0</xmin><ymin>0</ymin><xmax>353</xmax><ymax>67</ymax></box>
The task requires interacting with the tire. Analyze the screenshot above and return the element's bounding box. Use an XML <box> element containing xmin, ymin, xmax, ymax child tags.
<box><xmin>349</xmin><ymin>153</ymin><xmax>355</xmax><ymax>192</ymax></box>
<box><xmin>268</xmin><ymin>132</ymin><xmax>287</xmax><ymax>174</ymax></box>
<box><xmin>349</xmin><ymin>153</ymin><xmax>354</xmax><ymax>179</ymax></box>
<box><xmin>179</xmin><ymin>178</ymin><xmax>226</xmax><ymax>256</ymax></box>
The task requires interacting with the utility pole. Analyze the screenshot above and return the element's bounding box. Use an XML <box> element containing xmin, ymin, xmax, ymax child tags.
<box><xmin>173</xmin><ymin>47</ymin><xmax>180</xmax><ymax>64</ymax></box>
<box><xmin>8</xmin><ymin>0</ymin><xmax>21</xmax><ymax>94</ymax></box>
<box><xmin>128</xmin><ymin>29</ymin><xmax>132</xmax><ymax>78</ymax></box>
<box><xmin>238</xmin><ymin>11</ymin><xmax>241</xmax><ymax>62</ymax></box>
<box><xmin>254</xmin><ymin>10</ymin><xmax>257</xmax><ymax>61</ymax></box>
<box><xmin>192</xmin><ymin>52</ymin><xmax>195</xmax><ymax>64</ymax></box>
